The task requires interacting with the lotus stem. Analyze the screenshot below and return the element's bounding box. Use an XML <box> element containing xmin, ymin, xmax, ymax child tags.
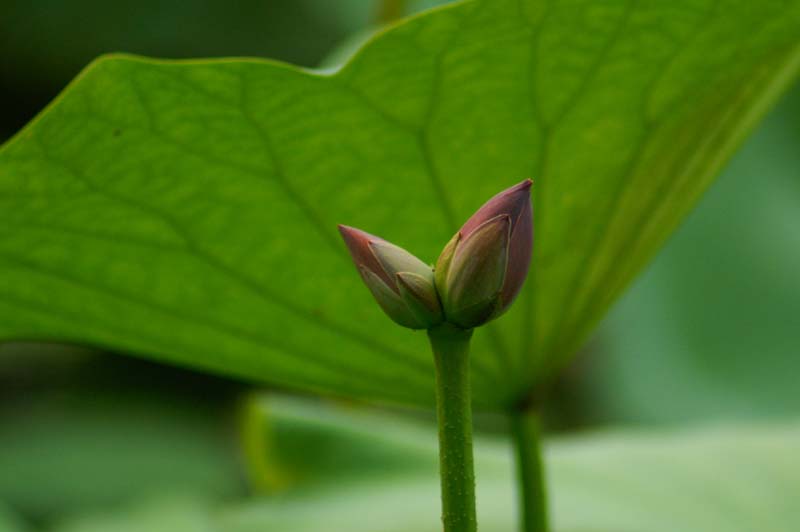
<box><xmin>428</xmin><ymin>323</ymin><xmax>477</xmax><ymax>532</ymax></box>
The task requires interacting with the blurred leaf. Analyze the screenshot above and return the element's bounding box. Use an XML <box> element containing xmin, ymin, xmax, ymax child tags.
<box><xmin>0</xmin><ymin>390</ymin><xmax>243</xmax><ymax>518</ymax></box>
<box><xmin>0</xmin><ymin>1</ymin><xmax>380</xmax><ymax>142</ymax></box>
<box><xmin>239</xmin><ymin>396</ymin><xmax>437</xmax><ymax>493</ymax></box>
<box><xmin>1</xmin><ymin>0</ymin><xmax>799</xmax><ymax>410</ymax></box>
<box><xmin>50</xmin><ymin>398</ymin><xmax>800</xmax><ymax>532</ymax></box>
<box><xmin>0</xmin><ymin>504</ymin><xmax>26</xmax><ymax>532</ymax></box>
<box><xmin>591</xmin><ymin>84</ymin><xmax>800</xmax><ymax>424</ymax></box>
<box><xmin>0</xmin><ymin>1</ymin><xmax>366</xmax><ymax>79</ymax></box>
<box><xmin>53</xmin><ymin>497</ymin><xmax>214</xmax><ymax>532</ymax></box>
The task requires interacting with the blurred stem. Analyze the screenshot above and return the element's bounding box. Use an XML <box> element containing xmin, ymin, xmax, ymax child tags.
<box><xmin>238</xmin><ymin>395</ymin><xmax>291</xmax><ymax>493</ymax></box>
<box><xmin>511</xmin><ymin>408</ymin><xmax>549</xmax><ymax>532</ymax></box>
<box><xmin>428</xmin><ymin>323</ymin><xmax>477</xmax><ymax>532</ymax></box>
<box><xmin>376</xmin><ymin>0</ymin><xmax>407</xmax><ymax>25</ymax></box>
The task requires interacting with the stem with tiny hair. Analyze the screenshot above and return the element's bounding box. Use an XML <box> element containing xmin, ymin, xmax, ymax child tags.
<box><xmin>427</xmin><ymin>322</ymin><xmax>477</xmax><ymax>532</ymax></box>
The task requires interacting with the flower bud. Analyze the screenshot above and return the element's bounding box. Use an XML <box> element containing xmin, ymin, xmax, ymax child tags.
<box><xmin>435</xmin><ymin>179</ymin><xmax>533</xmax><ymax>329</ymax></box>
<box><xmin>338</xmin><ymin>225</ymin><xmax>443</xmax><ymax>329</ymax></box>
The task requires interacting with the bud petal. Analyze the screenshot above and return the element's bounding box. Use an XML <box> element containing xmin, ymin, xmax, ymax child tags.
<box><xmin>460</xmin><ymin>180</ymin><xmax>532</xmax><ymax>241</ymax></box>
<box><xmin>501</xmin><ymin>188</ymin><xmax>532</xmax><ymax>309</ymax></box>
<box><xmin>396</xmin><ymin>271</ymin><xmax>442</xmax><ymax>327</ymax></box>
<box><xmin>338</xmin><ymin>224</ymin><xmax>443</xmax><ymax>330</ymax></box>
<box><xmin>358</xmin><ymin>266</ymin><xmax>422</xmax><ymax>329</ymax></box>
<box><xmin>370</xmin><ymin>240</ymin><xmax>432</xmax><ymax>281</ymax></box>
<box><xmin>464</xmin><ymin>179</ymin><xmax>532</xmax><ymax>314</ymax></box>
<box><xmin>339</xmin><ymin>225</ymin><xmax>395</xmax><ymax>289</ymax></box>
<box><xmin>443</xmin><ymin>214</ymin><xmax>511</xmax><ymax>328</ymax></box>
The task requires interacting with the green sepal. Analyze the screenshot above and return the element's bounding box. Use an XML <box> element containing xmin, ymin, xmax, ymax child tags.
<box><xmin>434</xmin><ymin>232</ymin><xmax>460</xmax><ymax>307</ymax></box>
<box><xmin>397</xmin><ymin>271</ymin><xmax>443</xmax><ymax>328</ymax></box>
<box><xmin>358</xmin><ymin>266</ymin><xmax>423</xmax><ymax>329</ymax></box>
<box><xmin>446</xmin><ymin>294</ymin><xmax>503</xmax><ymax>331</ymax></box>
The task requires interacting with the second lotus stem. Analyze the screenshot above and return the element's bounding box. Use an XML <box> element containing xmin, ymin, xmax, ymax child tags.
<box><xmin>511</xmin><ymin>407</ymin><xmax>549</xmax><ymax>532</ymax></box>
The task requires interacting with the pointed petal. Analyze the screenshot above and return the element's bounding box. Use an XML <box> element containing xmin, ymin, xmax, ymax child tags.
<box><xmin>500</xmin><ymin>192</ymin><xmax>533</xmax><ymax>311</ymax></box>
<box><xmin>459</xmin><ymin>179</ymin><xmax>531</xmax><ymax>240</ymax></box>
<box><xmin>338</xmin><ymin>225</ymin><xmax>395</xmax><ymax>289</ymax></box>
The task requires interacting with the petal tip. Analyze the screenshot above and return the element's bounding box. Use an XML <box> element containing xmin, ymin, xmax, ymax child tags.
<box><xmin>516</xmin><ymin>178</ymin><xmax>533</xmax><ymax>190</ymax></box>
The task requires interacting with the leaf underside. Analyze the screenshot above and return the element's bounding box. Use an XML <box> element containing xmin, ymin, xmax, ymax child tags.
<box><xmin>1</xmin><ymin>0</ymin><xmax>799</xmax><ymax>410</ymax></box>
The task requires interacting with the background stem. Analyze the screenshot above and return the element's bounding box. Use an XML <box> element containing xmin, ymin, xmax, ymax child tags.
<box><xmin>511</xmin><ymin>408</ymin><xmax>549</xmax><ymax>532</ymax></box>
<box><xmin>376</xmin><ymin>0</ymin><xmax>407</xmax><ymax>25</ymax></box>
<box><xmin>428</xmin><ymin>324</ymin><xmax>476</xmax><ymax>532</ymax></box>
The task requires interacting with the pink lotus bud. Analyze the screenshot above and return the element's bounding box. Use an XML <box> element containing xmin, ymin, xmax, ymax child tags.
<box><xmin>338</xmin><ymin>225</ymin><xmax>443</xmax><ymax>329</ymax></box>
<box><xmin>435</xmin><ymin>179</ymin><xmax>533</xmax><ymax>328</ymax></box>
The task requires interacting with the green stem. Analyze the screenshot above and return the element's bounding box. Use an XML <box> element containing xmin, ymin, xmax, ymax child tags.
<box><xmin>427</xmin><ymin>323</ymin><xmax>477</xmax><ymax>532</ymax></box>
<box><xmin>511</xmin><ymin>408</ymin><xmax>549</xmax><ymax>532</ymax></box>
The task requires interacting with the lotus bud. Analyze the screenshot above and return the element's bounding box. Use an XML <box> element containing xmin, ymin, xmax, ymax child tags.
<box><xmin>338</xmin><ymin>225</ymin><xmax>443</xmax><ymax>329</ymax></box>
<box><xmin>435</xmin><ymin>179</ymin><xmax>533</xmax><ymax>329</ymax></box>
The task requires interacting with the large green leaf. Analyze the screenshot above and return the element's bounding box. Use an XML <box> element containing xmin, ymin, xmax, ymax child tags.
<box><xmin>50</xmin><ymin>398</ymin><xmax>800</xmax><ymax>532</ymax></box>
<box><xmin>1</xmin><ymin>0</ymin><xmax>799</xmax><ymax>409</ymax></box>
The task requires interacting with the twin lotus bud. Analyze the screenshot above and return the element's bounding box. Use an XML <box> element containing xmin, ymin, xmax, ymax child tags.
<box><xmin>339</xmin><ymin>179</ymin><xmax>533</xmax><ymax>330</ymax></box>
